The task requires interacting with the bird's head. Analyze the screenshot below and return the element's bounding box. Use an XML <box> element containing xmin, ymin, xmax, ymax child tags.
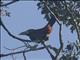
<box><xmin>19</xmin><ymin>29</ymin><xmax>34</xmax><ymax>36</ymax></box>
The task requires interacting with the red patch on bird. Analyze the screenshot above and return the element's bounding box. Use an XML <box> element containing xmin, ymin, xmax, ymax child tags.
<box><xmin>47</xmin><ymin>25</ymin><xmax>52</xmax><ymax>34</ymax></box>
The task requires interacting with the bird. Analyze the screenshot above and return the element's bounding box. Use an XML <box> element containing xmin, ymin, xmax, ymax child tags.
<box><xmin>19</xmin><ymin>15</ymin><xmax>56</xmax><ymax>43</ymax></box>
<box><xmin>19</xmin><ymin>15</ymin><xmax>56</xmax><ymax>59</ymax></box>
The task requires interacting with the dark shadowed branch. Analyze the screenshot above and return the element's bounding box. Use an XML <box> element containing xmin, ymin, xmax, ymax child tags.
<box><xmin>4</xmin><ymin>45</ymin><xmax>26</xmax><ymax>51</ymax></box>
<box><xmin>41</xmin><ymin>42</ymin><xmax>55</xmax><ymax>60</ymax></box>
<box><xmin>0</xmin><ymin>46</ymin><xmax>47</xmax><ymax>57</ymax></box>
<box><xmin>55</xmin><ymin>24</ymin><xmax>63</xmax><ymax>59</ymax></box>
<box><xmin>0</xmin><ymin>17</ymin><xmax>32</xmax><ymax>42</ymax></box>
<box><xmin>0</xmin><ymin>0</ymin><xmax>19</xmax><ymax>7</ymax></box>
<box><xmin>11</xmin><ymin>54</ymin><xmax>15</xmax><ymax>60</ymax></box>
<box><xmin>0</xmin><ymin>45</ymin><xmax>57</xmax><ymax>58</ymax></box>
<box><xmin>23</xmin><ymin>52</ymin><xmax>27</xmax><ymax>60</ymax></box>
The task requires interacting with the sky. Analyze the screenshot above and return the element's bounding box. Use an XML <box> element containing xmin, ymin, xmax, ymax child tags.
<box><xmin>1</xmin><ymin>1</ymin><xmax>78</xmax><ymax>60</ymax></box>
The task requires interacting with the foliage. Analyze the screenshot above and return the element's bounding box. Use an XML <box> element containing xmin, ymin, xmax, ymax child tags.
<box><xmin>0</xmin><ymin>1</ymin><xmax>11</xmax><ymax>17</ymax></box>
<box><xmin>37</xmin><ymin>0</ymin><xmax>80</xmax><ymax>33</ymax></box>
<box><xmin>37</xmin><ymin>0</ymin><xmax>80</xmax><ymax>60</ymax></box>
<box><xmin>60</xmin><ymin>42</ymin><xmax>80</xmax><ymax>60</ymax></box>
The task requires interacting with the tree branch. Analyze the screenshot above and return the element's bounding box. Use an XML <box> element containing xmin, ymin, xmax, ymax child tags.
<box><xmin>23</xmin><ymin>52</ymin><xmax>27</xmax><ymax>60</ymax></box>
<box><xmin>41</xmin><ymin>42</ymin><xmax>55</xmax><ymax>60</ymax></box>
<box><xmin>11</xmin><ymin>54</ymin><xmax>15</xmax><ymax>60</ymax></box>
<box><xmin>0</xmin><ymin>46</ymin><xmax>46</xmax><ymax>58</ymax></box>
<box><xmin>4</xmin><ymin>45</ymin><xmax>26</xmax><ymax>51</ymax></box>
<box><xmin>0</xmin><ymin>0</ymin><xmax>19</xmax><ymax>7</ymax></box>
<box><xmin>55</xmin><ymin>24</ymin><xmax>63</xmax><ymax>59</ymax></box>
<box><xmin>0</xmin><ymin>17</ymin><xmax>32</xmax><ymax>42</ymax></box>
<box><xmin>0</xmin><ymin>45</ymin><xmax>57</xmax><ymax>58</ymax></box>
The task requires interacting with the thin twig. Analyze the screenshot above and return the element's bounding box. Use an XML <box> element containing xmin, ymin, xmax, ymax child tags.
<box><xmin>0</xmin><ymin>45</ymin><xmax>56</xmax><ymax>58</ymax></box>
<box><xmin>0</xmin><ymin>0</ymin><xmax>19</xmax><ymax>7</ymax></box>
<box><xmin>41</xmin><ymin>42</ymin><xmax>55</xmax><ymax>60</ymax></box>
<box><xmin>55</xmin><ymin>24</ymin><xmax>63</xmax><ymax>59</ymax></box>
<box><xmin>11</xmin><ymin>55</ymin><xmax>15</xmax><ymax>60</ymax></box>
<box><xmin>4</xmin><ymin>45</ymin><xmax>26</xmax><ymax>51</ymax></box>
<box><xmin>23</xmin><ymin>52</ymin><xmax>27</xmax><ymax>60</ymax></box>
<box><xmin>0</xmin><ymin>46</ymin><xmax>46</xmax><ymax>58</ymax></box>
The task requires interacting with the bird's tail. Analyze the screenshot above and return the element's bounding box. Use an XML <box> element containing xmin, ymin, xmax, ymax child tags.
<box><xmin>47</xmin><ymin>15</ymin><xmax>56</xmax><ymax>27</ymax></box>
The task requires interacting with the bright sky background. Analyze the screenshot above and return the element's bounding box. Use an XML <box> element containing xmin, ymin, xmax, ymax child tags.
<box><xmin>1</xmin><ymin>1</ymin><xmax>78</xmax><ymax>60</ymax></box>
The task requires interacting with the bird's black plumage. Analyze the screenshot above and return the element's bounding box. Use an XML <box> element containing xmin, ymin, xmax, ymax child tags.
<box><xmin>47</xmin><ymin>15</ymin><xmax>56</xmax><ymax>27</ymax></box>
<box><xmin>19</xmin><ymin>16</ymin><xmax>56</xmax><ymax>43</ymax></box>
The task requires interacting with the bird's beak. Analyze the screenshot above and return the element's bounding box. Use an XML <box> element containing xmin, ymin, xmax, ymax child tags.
<box><xmin>19</xmin><ymin>31</ymin><xmax>29</xmax><ymax>35</ymax></box>
<box><xmin>19</xmin><ymin>32</ymin><xmax>26</xmax><ymax>35</ymax></box>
